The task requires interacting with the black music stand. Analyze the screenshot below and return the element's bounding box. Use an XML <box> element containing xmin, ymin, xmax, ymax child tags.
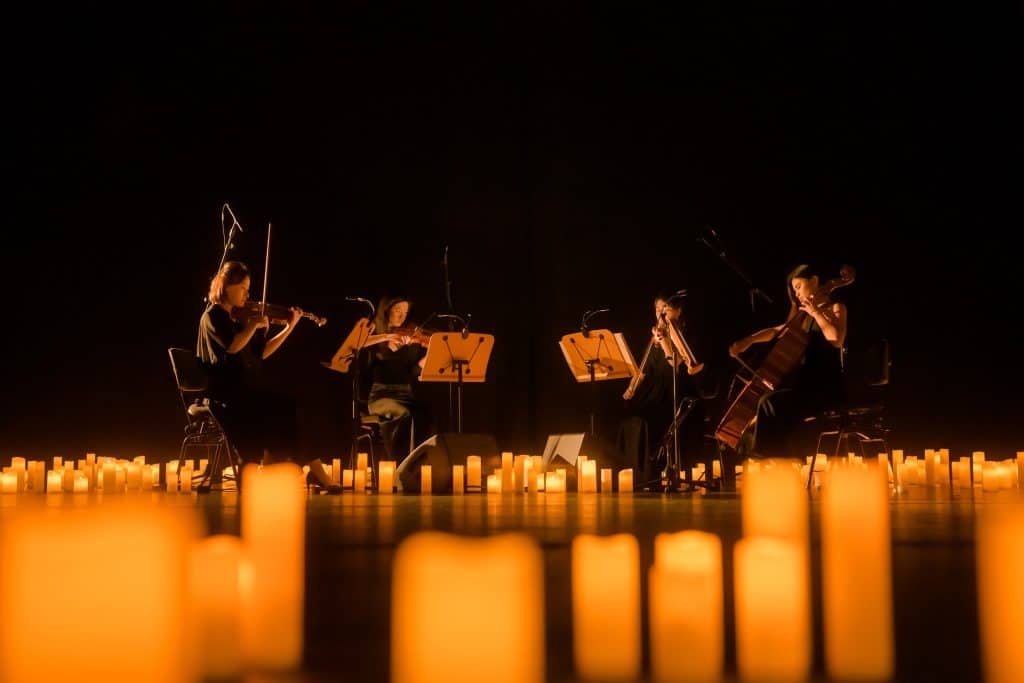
<box><xmin>323</xmin><ymin>317</ymin><xmax>375</xmax><ymax>470</ymax></box>
<box><xmin>559</xmin><ymin>329</ymin><xmax>637</xmax><ymax>436</ymax></box>
<box><xmin>419</xmin><ymin>330</ymin><xmax>495</xmax><ymax>434</ymax></box>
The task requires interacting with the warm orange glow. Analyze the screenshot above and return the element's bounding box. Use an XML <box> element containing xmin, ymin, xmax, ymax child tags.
<box><xmin>466</xmin><ymin>455</ymin><xmax>481</xmax><ymax>490</ymax></box>
<box><xmin>822</xmin><ymin>464</ymin><xmax>893</xmax><ymax>680</ymax></box>
<box><xmin>618</xmin><ymin>468</ymin><xmax>633</xmax><ymax>493</ymax></box>
<box><xmin>650</xmin><ymin>530</ymin><xmax>723</xmax><ymax>683</ymax></box>
<box><xmin>379</xmin><ymin>460</ymin><xmax>395</xmax><ymax>494</ymax></box>
<box><xmin>240</xmin><ymin>463</ymin><xmax>305</xmax><ymax>671</ymax></box>
<box><xmin>742</xmin><ymin>461</ymin><xmax>808</xmax><ymax>545</ymax></box>
<box><xmin>977</xmin><ymin>503</ymin><xmax>1024</xmax><ymax>683</ymax></box>
<box><xmin>572</xmin><ymin>533</ymin><xmax>641</xmax><ymax>680</ymax></box>
<box><xmin>420</xmin><ymin>464</ymin><xmax>432</xmax><ymax>495</ymax></box>
<box><xmin>189</xmin><ymin>534</ymin><xmax>243</xmax><ymax>679</ymax></box>
<box><xmin>0</xmin><ymin>501</ymin><xmax>200</xmax><ymax>682</ymax></box>
<box><xmin>452</xmin><ymin>464</ymin><xmax>464</xmax><ymax>494</ymax></box>
<box><xmin>391</xmin><ymin>532</ymin><xmax>544</xmax><ymax>683</ymax></box>
<box><xmin>580</xmin><ymin>459</ymin><xmax>597</xmax><ymax>493</ymax></box>
<box><xmin>734</xmin><ymin>536</ymin><xmax>811</xmax><ymax>681</ymax></box>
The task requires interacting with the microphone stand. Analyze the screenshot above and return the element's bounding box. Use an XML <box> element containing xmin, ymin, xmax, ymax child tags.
<box><xmin>580</xmin><ymin>308</ymin><xmax>610</xmax><ymax>436</ymax></box>
<box><xmin>345</xmin><ymin>297</ymin><xmax>376</xmax><ymax>471</ymax></box>
<box><xmin>697</xmin><ymin>225</ymin><xmax>773</xmax><ymax>313</ymax></box>
<box><xmin>442</xmin><ymin>246</ymin><xmax>456</xmax><ymax>431</ymax></box>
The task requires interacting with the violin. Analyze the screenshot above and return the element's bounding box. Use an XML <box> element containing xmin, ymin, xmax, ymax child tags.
<box><xmin>231</xmin><ymin>301</ymin><xmax>327</xmax><ymax>328</ymax></box>
<box><xmin>387</xmin><ymin>324</ymin><xmax>433</xmax><ymax>346</ymax></box>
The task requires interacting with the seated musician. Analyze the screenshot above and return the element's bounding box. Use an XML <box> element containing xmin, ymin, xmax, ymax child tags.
<box><xmin>727</xmin><ymin>263</ymin><xmax>848</xmax><ymax>461</ymax></box>
<box><xmin>362</xmin><ymin>295</ymin><xmax>434</xmax><ymax>462</ymax></box>
<box><xmin>621</xmin><ymin>291</ymin><xmax>709</xmax><ymax>487</ymax></box>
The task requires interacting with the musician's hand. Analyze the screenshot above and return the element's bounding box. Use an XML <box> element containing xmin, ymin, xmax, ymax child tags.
<box><xmin>246</xmin><ymin>315</ymin><xmax>270</xmax><ymax>331</ymax></box>
<box><xmin>622</xmin><ymin>388</ymin><xmax>634</xmax><ymax>400</ymax></box>
<box><xmin>288</xmin><ymin>307</ymin><xmax>303</xmax><ymax>326</ymax></box>
<box><xmin>651</xmin><ymin>326</ymin><xmax>665</xmax><ymax>342</ymax></box>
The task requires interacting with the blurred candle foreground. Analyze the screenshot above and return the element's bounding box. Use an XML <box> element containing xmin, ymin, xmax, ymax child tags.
<box><xmin>189</xmin><ymin>535</ymin><xmax>243</xmax><ymax>679</ymax></box>
<box><xmin>822</xmin><ymin>464</ymin><xmax>893</xmax><ymax>680</ymax></box>
<box><xmin>573</xmin><ymin>533</ymin><xmax>641</xmax><ymax>681</ymax></box>
<box><xmin>240</xmin><ymin>463</ymin><xmax>305</xmax><ymax>671</ymax></box>
<box><xmin>742</xmin><ymin>462</ymin><xmax>808</xmax><ymax>546</ymax></box>
<box><xmin>391</xmin><ymin>532</ymin><xmax>544</xmax><ymax>683</ymax></box>
<box><xmin>734</xmin><ymin>536</ymin><xmax>811</xmax><ymax>682</ymax></box>
<box><xmin>650</xmin><ymin>531</ymin><xmax>723</xmax><ymax>683</ymax></box>
<box><xmin>976</xmin><ymin>504</ymin><xmax>1024</xmax><ymax>683</ymax></box>
<box><xmin>0</xmin><ymin>501</ymin><xmax>200</xmax><ymax>683</ymax></box>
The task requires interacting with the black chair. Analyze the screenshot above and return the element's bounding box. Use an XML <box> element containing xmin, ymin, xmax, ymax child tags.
<box><xmin>806</xmin><ymin>339</ymin><xmax>893</xmax><ymax>487</ymax></box>
<box><xmin>167</xmin><ymin>347</ymin><xmax>242</xmax><ymax>492</ymax></box>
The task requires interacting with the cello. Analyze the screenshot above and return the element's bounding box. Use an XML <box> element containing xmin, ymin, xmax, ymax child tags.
<box><xmin>714</xmin><ymin>264</ymin><xmax>855</xmax><ymax>450</ymax></box>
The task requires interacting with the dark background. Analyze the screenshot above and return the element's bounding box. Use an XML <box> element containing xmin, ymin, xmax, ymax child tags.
<box><xmin>4</xmin><ymin>4</ymin><xmax>1019</xmax><ymax>465</ymax></box>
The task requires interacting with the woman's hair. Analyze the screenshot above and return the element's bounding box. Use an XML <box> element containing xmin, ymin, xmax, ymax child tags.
<box><xmin>785</xmin><ymin>262</ymin><xmax>829</xmax><ymax>316</ymax></box>
<box><xmin>208</xmin><ymin>261</ymin><xmax>250</xmax><ymax>305</ymax></box>
<box><xmin>374</xmin><ymin>295</ymin><xmax>411</xmax><ymax>333</ymax></box>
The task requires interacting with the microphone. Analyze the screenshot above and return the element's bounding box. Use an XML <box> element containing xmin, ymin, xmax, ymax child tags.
<box><xmin>222</xmin><ymin>203</ymin><xmax>243</xmax><ymax>232</ymax></box>
<box><xmin>346</xmin><ymin>297</ymin><xmax>376</xmax><ymax>316</ymax></box>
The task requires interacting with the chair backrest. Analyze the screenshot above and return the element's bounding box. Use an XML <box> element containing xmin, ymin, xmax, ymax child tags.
<box><xmin>168</xmin><ymin>347</ymin><xmax>209</xmax><ymax>394</ymax></box>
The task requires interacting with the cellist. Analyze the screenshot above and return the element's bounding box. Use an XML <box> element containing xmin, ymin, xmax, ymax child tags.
<box><xmin>726</xmin><ymin>263</ymin><xmax>849</xmax><ymax>460</ymax></box>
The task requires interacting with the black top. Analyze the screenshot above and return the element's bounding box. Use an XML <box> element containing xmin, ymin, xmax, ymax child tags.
<box><xmin>196</xmin><ymin>304</ymin><xmax>266</xmax><ymax>396</ymax></box>
<box><xmin>791</xmin><ymin>316</ymin><xmax>845</xmax><ymax>409</ymax></box>
<box><xmin>368</xmin><ymin>342</ymin><xmax>426</xmax><ymax>386</ymax></box>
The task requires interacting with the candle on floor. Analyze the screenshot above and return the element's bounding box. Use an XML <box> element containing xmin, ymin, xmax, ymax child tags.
<box><xmin>501</xmin><ymin>452</ymin><xmax>514</xmax><ymax>492</ymax></box>
<box><xmin>452</xmin><ymin>464</ymin><xmax>464</xmax><ymax>494</ymax></box>
<box><xmin>342</xmin><ymin>469</ymin><xmax>354</xmax><ymax>489</ymax></box>
<box><xmin>356</xmin><ymin>452</ymin><xmax>368</xmax><ymax>472</ymax></box>
<box><xmin>514</xmin><ymin>455</ymin><xmax>527</xmax><ymax>492</ymax></box>
<box><xmin>600</xmin><ymin>468</ymin><xmax>612</xmax><ymax>493</ymax></box>
<box><xmin>573</xmin><ymin>534</ymin><xmax>641</xmax><ymax>680</ymax></box>
<box><xmin>391</xmin><ymin>532</ymin><xmax>544</xmax><ymax>683</ymax></box>
<box><xmin>46</xmin><ymin>470</ymin><xmax>62</xmax><ymax>494</ymax></box>
<box><xmin>354</xmin><ymin>468</ymin><xmax>366</xmax><ymax>494</ymax></box>
<box><xmin>649</xmin><ymin>530</ymin><xmax>724</xmax><ymax>683</ymax></box>
<box><xmin>742</xmin><ymin>463</ymin><xmax>808</xmax><ymax>546</ymax></box>
<box><xmin>420</xmin><ymin>465</ymin><xmax>432</xmax><ymax>495</ymax></box>
<box><xmin>166</xmin><ymin>471</ymin><xmax>178</xmax><ymax>493</ymax></box>
<box><xmin>72</xmin><ymin>474</ymin><xmax>89</xmax><ymax>494</ymax></box>
<box><xmin>331</xmin><ymin>458</ymin><xmax>341</xmax><ymax>484</ymax></box>
<box><xmin>822</xmin><ymin>464</ymin><xmax>893</xmax><ymax>680</ymax></box>
<box><xmin>180</xmin><ymin>468</ymin><xmax>193</xmax><ymax>493</ymax></box>
<box><xmin>0</xmin><ymin>501</ymin><xmax>199</xmax><ymax>682</ymax></box>
<box><xmin>379</xmin><ymin>461</ymin><xmax>395</xmax><ymax>494</ymax></box>
<box><xmin>487</xmin><ymin>473</ymin><xmax>500</xmax><ymax>494</ymax></box>
<box><xmin>544</xmin><ymin>471</ymin><xmax>563</xmax><ymax>493</ymax></box>
<box><xmin>734</xmin><ymin>537</ymin><xmax>811</xmax><ymax>682</ymax></box>
<box><xmin>977</xmin><ymin>504</ymin><xmax>1024</xmax><ymax>683</ymax></box>
<box><xmin>0</xmin><ymin>473</ymin><xmax>16</xmax><ymax>494</ymax></box>
<box><xmin>618</xmin><ymin>468</ymin><xmax>633</xmax><ymax>493</ymax></box>
<box><xmin>240</xmin><ymin>463</ymin><xmax>305</xmax><ymax>671</ymax></box>
<box><xmin>190</xmin><ymin>534</ymin><xmax>243</xmax><ymax>679</ymax></box>
<box><xmin>466</xmin><ymin>455</ymin><xmax>482</xmax><ymax>491</ymax></box>
<box><xmin>580</xmin><ymin>460</ymin><xmax>597</xmax><ymax>493</ymax></box>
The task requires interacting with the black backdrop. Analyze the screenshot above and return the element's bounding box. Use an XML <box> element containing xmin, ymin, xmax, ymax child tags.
<box><xmin>4</xmin><ymin>5</ymin><xmax>1019</xmax><ymax>463</ymax></box>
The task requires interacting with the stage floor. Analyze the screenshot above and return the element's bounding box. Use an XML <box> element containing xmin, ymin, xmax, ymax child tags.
<box><xmin>176</xmin><ymin>485</ymin><xmax>1015</xmax><ymax>683</ymax></box>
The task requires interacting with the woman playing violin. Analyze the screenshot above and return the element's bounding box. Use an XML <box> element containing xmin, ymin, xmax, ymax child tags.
<box><xmin>196</xmin><ymin>260</ymin><xmax>340</xmax><ymax>492</ymax></box>
<box><xmin>727</xmin><ymin>262</ymin><xmax>848</xmax><ymax>460</ymax></box>
<box><xmin>361</xmin><ymin>295</ymin><xmax>434</xmax><ymax>462</ymax></box>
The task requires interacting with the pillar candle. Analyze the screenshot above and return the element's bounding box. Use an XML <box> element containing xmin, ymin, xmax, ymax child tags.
<box><xmin>354</xmin><ymin>468</ymin><xmax>366</xmax><ymax>494</ymax></box>
<box><xmin>572</xmin><ymin>534</ymin><xmax>641</xmax><ymax>681</ymax></box>
<box><xmin>52</xmin><ymin>456</ymin><xmax>62</xmax><ymax>470</ymax></box>
<box><xmin>189</xmin><ymin>534</ymin><xmax>243</xmax><ymax>679</ymax></box>
<box><xmin>618</xmin><ymin>468</ymin><xmax>633</xmax><ymax>493</ymax></box>
<box><xmin>501</xmin><ymin>452</ymin><xmax>514</xmax><ymax>492</ymax></box>
<box><xmin>240</xmin><ymin>463</ymin><xmax>305</xmax><ymax>671</ymax></box>
<box><xmin>342</xmin><ymin>469</ymin><xmax>354</xmax><ymax>489</ymax></box>
<box><xmin>822</xmin><ymin>464</ymin><xmax>893</xmax><ymax>680</ymax></box>
<box><xmin>46</xmin><ymin>470</ymin><xmax>62</xmax><ymax>493</ymax></box>
<box><xmin>331</xmin><ymin>458</ymin><xmax>342</xmax><ymax>484</ymax></box>
<box><xmin>180</xmin><ymin>468</ymin><xmax>193</xmax><ymax>493</ymax></box>
<box><xmin>601</xmin><ymin>468</ymin><xmax>612</xmax><ymax>493</ymax></box>
<box><xmin>514</xmin><ymin>455</ymin><xmax>527</xmax><ymax>492</ymax></box>
<box><xmin>356</xmin><ymin>452</ymin><xmax>368</xmax><ymax>472</ymax></box>
<box><xmin>126</xmin><ymin>464</ymin><xmax>142</xmax><ymax>491</ymax></box>
<box><xmin>734</xmin><ymin>537</ymin><xmax>811</xmax><ymax>682</ymax></box>
<box><xmin>0</xmin><ymin>501</ymin><xmax>199</xmax><ymax>682</ymax></box>
<box><xmin>527</xmin><ymin>465</ymin><xmax>538</xmax><ymax>493</ymax></box>
<box><xmin>530</xmin><ymin>455</ymin><xmax>543</xmax><ymax>485</ymax></box>
<box><xmin>166</xmin><ymin>471</ymin><xmax>178</xmax><ymax>493</ymax></box>
<box><xmin>742</xmin><ymin>463</ymin><xmax>808</xmax><ymax>546</ymax></box>
<box><xmin>391</xmin><ymin>532</ymin><xmax>544</xmax><ymax>683</ymax></box>
<box><xmin>11</xmin><ymin>457</ymin><xmax>26</xmax><ymax>470</ymax></box>
<box><xmin>420</xmin><ymin>465</ymin><xmax>432</xmax><ymax>495</ymax></box>
<box><xmin>982</xmin><ymin>462</ymin><xmax>999</xmax><ymax>492</ymax></box>
<box><xmin>977</xmin><ymin>504</ymin><xmax>1024</xmax><ymax>683</ymax></box>
<box><xmin>72</xmin><ymin>474</ymin><xmax>89</xmax><ymax>494</ymax></box>
<box><xmin>0</xmin><ymin>473</ymin><xmax>16</xmax><ymax>494</ymax></box>
<box><xmin>62</xmin><ymin>467</ymin><xmax>75</xmax><ymax>492</ymax></box>
<box><xmin>1017</xmin><ymin>452</ymin><xmax>1023</xmax><ymax>489</ymax></box>
<box><xmin>466</xmin><ymin>455</ymin><xmax>482</xmax><ymax>490</ymax></box>
<box><xmin>522</xmin><ymin>457</ymin><xmax>532</xmax><ymax>492</ymax></box>
<box><xmin>141</xmin><ymin>463</ymin><xmax>153</xmax><ymax>490</ymax></box>
<box><xmin>452</xmin><ymin>464</ymin><xmax>464</xmax><ymax>494</ymax></box>
<box><xmin>650</xmin><ymin>531</ymin><xmax>724</xmax><ymax>683</ymax></box>
<box><xmin>544</xmin><ymin>472</ymin><xmax>561</xmax><ymax>493</ymax></box>
<box><xmin>487</xmin><ymin>473</ymin><xmax>501</xmax><ymax>494</ymax></box>
<box><xmin>85</xmin><ymin>452</ymin><xmax>96</xmax><ymax>466</ymax></box>
<box><xmin>379</xmin><ymin>461</ymin><xmax>395</xmax><ymax>495</ymax></box>
<box><xmin>580</xmin><ymin>460</ymin><xmax>597</xmax><ymax>493</ymax></box>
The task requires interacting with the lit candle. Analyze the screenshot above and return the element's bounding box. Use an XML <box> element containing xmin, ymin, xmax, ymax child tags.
<box><xmin>501</xmin><ymin>452</ymin><xmax>514</xmax><ymax>492</ymax></box>
<box><xmin>0</xmin><ymin>501</ymin><xmax>199</xmax><ymax>682</ymax></box>
<box><xmin>62</xmin><ymin>467</ymin><xmax>75</xmax><ymax>492</ymax></box>
<box><xmin>742</xmin><ymin>463</ymin><xmax>808</xmax><ymax>546</ymax></box>
<box><xmin>86</xmin><ymin>452</ymin><xmax>96</xmax><ymax>466</ymax></box>
<box><xmin>240</xmin><ymin>463</ymin><xmax>305</xmax><ymax>671</ymax></box>
<box><xmin>977</xmin><ymin>504</ymin><xmax>1024</xmax><ymax>683</ymax></box>
<box><xmin>46</xmin><ymin>470</ymin><xmax>62</xmax><ymax>494</ymax></box>
<box><xmin>180</xmin><ymin>468</ymin><xmax>193</xmax><ymax>493</ymax></box>
<box><xmin>466</xmin><ymin>455</ymin><xmax>482</xmax><ymax>491</ymax></box>
<box><xmin>452</xmin><ymin>464</ymin><xmax>464</xmax><ymax>494</ymax></box>
<box><xmin>601</xmin><ymin>468</ymin><xmax>612</xmax><ymax>493</ymax></box>
<box><xmin>190</xmin><ymin>534</ymin><xmax>243</xmax><ymax>679</ymax></box>
<box><xmin>544</xmin><ymin>471</ymin><xmax>562</xmax><ymax>493</ymax></box>
<box><xmin>166</xmin><ymin>471</ymin><xmax>178</xmax><ymax>493</ymax></box>
<box><xmin>52</xmin><ymin>456</ymin><xmax>62</xmax><ymax>470</ymax></box>
<box><xmin>487</xmin><ymin>473</ymin><xmax>501</xmax><ymax>494</ymax></box>
<box><xmin>0</xmin><ymin>473</ymin><xmax>16</xmax><ymax>494</ymax></box>
<box><xmin>514</xmin><ymin>455</ymin><xmax>527</xmax><ymax>492</ymax></box>
<box><xmin>126</xmin><ymin>464</ymin><xmax>142</xmax><ymax>491</ymax></box>
<box><xmin>983</xmin><ymin>462</ymin><xmax>999</xmax><ymax>492</ymax></box>
<box><xmin>356</xmin><ymin>452</ymin><xmax>368</xmax><ymax>472</ymax></box>
<box><xmin>331</xmin><ymin>458</ymin><xmax>342</xmax><ymax>484</ymax></box>
<box><xmin>342</xmin><ymin>469</ymin><xmax>354</xmax><ymax>489</ymax></box>
<box><xmin>420</xmin><ymin>465</ymin><xmax>432</xmax><ymax>495</ymax></box>
<box><xmin>618</xmin><ymin>468</ymin><xmax>633</xmax><ymax>493</ymax></box>
<box><xmin>580</xmin><ymin>460</ymin><xmax>597</xmax><ymax>493</ymax></box>
<box><xmin>734</xmin><ymin>537</ymin><xmax>811</xmax><ymax>681</ymax></box>
<box><xmin>72</xmin><ymin>474</ymin><xmax>89</xmax><ymax>493</ymax></box>
<box><xmin>379</xmin><ymin>461</ymin><xmax>395</xmax><ymax>495</ymax></box>
<box><xmin>649</xmin><ymin>530</ymin><xmax>724</xmax><ymax>683</ymax></box>
<box><xmin>572</xmin><ymin>534</ymin><xmax>641</xmax><ymax>681</ymax></box>
<box><xmin>822</xmin><ymin>464</ymin><xmax>893</xmax><ymax>680</ymax></box>
<box><xmin>354</xmin><ymin>468</ymin><xmax>366</xmax><ymax>494</ymax></box>
<box><xmin>391</xmin><ymin>532</ymin><xmax>544</xmax><ymax>683</ymax></box>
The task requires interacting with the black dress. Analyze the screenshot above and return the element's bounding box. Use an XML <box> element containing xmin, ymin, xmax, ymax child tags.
<box><xmin>364</xmin><ymin>341</ymin><xmax>432</xmax><ymax>462</ymax></box>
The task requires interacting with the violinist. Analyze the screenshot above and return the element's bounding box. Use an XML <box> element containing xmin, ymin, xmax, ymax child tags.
<box><xmin>361</xmin><ymin>295</ymin><xmax>434</xmax><ymax>462</ymax></box>
<box><xmin>196</xmin><ymin>260</ymin><xmax>340</xmax><ymax>492</ymax></box>
<box><xmin>621</xmin><ymin>292</ymin><xmax>708</xmax><ymax>484</ymax></box>
<box><xmin>726</xmin><ymin>263</ymin><xmax>848</xmax><ymax>460</ymax></box>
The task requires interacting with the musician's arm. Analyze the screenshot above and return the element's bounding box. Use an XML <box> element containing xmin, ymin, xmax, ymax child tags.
<box><xmin>262</xmin><ymin>308</ymin><xmax>303</xmax><ymax>359</ymax></box>
<box><xmin>803</xmin><ymin>301</ymin><xmax>847</xmax><ymax>347</ymax></box>
<box><xmin>729</xmin><ymin>325</ymin><xmax>782</xmax><ymax>357</ymax></box>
